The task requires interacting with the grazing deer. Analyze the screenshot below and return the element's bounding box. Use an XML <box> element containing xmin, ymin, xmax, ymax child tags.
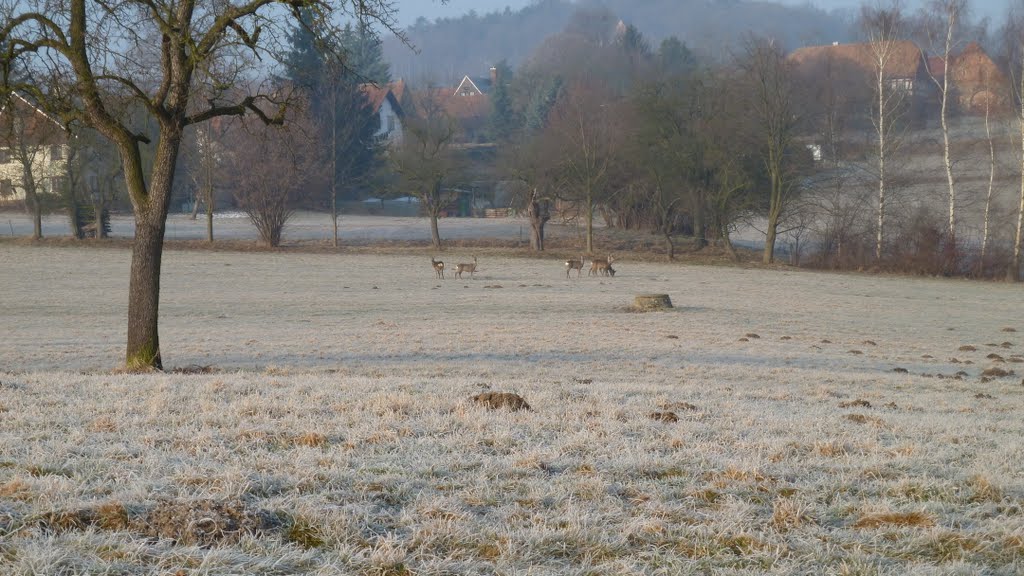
<box><xmin>565</xmin><ymin>255</ymin><xmax>584</xmax><ymax>278</ymax></box>
<box><xmin>454</xmin><ymin>255</ymin><xmax>478</xmax><ymax>279</ymax></box>
<box><xmin>431</xmin><ymin>257</ymin><xmax>445</xmax><ymax>279</ymax></box>
<box><xmin>588</xmin><ymin>255</ymin><xmax>615</xmax><ymax>277</ymax></box>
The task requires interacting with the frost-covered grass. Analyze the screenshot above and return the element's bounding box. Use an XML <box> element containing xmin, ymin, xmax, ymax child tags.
<box><xmin>1</xmin><ymin>245</ymin><xmax>1023</xmax><ymax>574</ymax></box>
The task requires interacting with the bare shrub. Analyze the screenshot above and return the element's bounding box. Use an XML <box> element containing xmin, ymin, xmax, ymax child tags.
<box><xmin>227</xmin><ymin>103</ymin><xmax>324</xmax><ymax>247</ymax></box>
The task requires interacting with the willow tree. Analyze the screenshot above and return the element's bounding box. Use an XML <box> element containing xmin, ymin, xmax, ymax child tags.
<box><xmin>0</xmin><ymin>0</ymin><xmax>402</xmax><ymax>369</ymax></box>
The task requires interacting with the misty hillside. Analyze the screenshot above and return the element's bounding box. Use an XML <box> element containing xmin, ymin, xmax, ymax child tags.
<box><xmin>384</xmin><ymin>0</ymin><xmax>857</xmax><ymax>83</ymax></box>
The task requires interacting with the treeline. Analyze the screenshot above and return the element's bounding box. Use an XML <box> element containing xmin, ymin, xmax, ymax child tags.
<box><xmin>384</xmin><ymin>0</ymin><xmax>856</xmax><ymax>83</ymax></box>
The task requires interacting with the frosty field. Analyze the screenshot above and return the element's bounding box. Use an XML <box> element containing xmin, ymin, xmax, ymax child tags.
<box><xmin>1</xmin><ymin>245</ymin><xmax>1023</xmax><ymax>574</ymax></box>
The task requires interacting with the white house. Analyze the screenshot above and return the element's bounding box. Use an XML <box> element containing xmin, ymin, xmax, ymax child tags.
<box><xmin>360</xmin><ymin>80</ymin><xmax>407</xmax><ymax>146</ymax></box>
<box><xmin>0</xmin><ymin>92</ymin><xmax>70</xmax><ymax>203</ymax></box>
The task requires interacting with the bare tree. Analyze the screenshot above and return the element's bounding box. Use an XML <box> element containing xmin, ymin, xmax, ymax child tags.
<box><xmin>862</xmin><ymin>2</ymin><xmax>911</xmax><ymax>261</ymax></box>
<box><xmin>739</xmin><ymin>36</ymin><xmax>801</xmax><ymax>264</ymax></box>
<box><xmin>390</xmin><ymin>91</ymin><xmax>459</xmax><ymax>249</ymax></box>
<box><xmin>228</xmin><ymin>107</ymin><xmax>322</xmax><ymax>247</ymax></box>
<box><xmin>920</xmin><ymin>0</ymin><xmax>968</xmax><ymax>268</ymax></box>
<box><xmin>1005</xmin><ymin>4</ymin><xmax>1024</xmax><ymax>281</ymax></box>
<box><xmin>501</xmin><ymin>134</ymin><xmax>557</xmax><ymax>251</ymax></box>
<box><xmin>545</xmin><ymin>81</ymin><xmax>624</xmax><ymax>254</ymax></box>
<box><xmin>1</xmin><ymin>0</ymin><xmax>402</xmax><ymax>369</ymax></box>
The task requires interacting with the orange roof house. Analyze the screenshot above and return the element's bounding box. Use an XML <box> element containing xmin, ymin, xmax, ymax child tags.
<box><xmin>789</xmin><ymin>40</ymin><xmax>932</xmax><ymax>96</ymax></box>
<box><xmin>929</xmin><ymin>42</ymin><xmax>1009</xmax><ymax>113</ymax></box>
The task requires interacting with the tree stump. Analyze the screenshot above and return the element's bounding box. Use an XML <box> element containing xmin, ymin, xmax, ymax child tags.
<box><xmin>634</xmin><ymin>293</ymin><xmax>673</xmax><ymax>310</ymax></box>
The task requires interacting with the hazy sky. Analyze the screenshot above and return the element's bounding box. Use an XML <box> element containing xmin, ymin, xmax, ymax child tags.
<box><xmin>394</xmin><ymin>0</ymin><xmax>1012</xmax><ymax>26</ymax></box>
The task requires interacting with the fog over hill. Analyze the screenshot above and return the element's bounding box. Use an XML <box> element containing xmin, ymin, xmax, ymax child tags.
<box><xmin>385</xmin><ymin>0</ymin><xmax>858</xmax><ymax>84</ymax></box>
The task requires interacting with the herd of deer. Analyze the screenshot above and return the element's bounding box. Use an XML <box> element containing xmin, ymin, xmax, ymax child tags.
<box><xmin>430</xmin><ymin>255</ymin><xmax>615</xmax><ymax>279</ymax></box>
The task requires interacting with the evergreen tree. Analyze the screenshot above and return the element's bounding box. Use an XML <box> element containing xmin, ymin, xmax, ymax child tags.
<box><xmin>340</xmin><ymin>21</ymin><xmax>391</xmax><ymax>84</ymax></box>
<box><xmin>282</xmin><ymin>8</ymin><xmax>327</xmax><ymax>92</ymax></box>
<box><xmin>525</xmin><ymin>77</ymin><xmax>562</xmax><ymax>133</ymax></box>
<box><xmin>658</xmin><ymin>37</ymin><xmax>696</xmax><ymax>78</ymax></box>
<box><xmin>489</xmin><ymin>60</ymin><xmax>517</xmax><ymax>141</ymax></box>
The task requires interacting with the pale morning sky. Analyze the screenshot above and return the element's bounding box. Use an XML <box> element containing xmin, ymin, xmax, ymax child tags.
<box><xmin>393</xmin><ymin>0</ymin><xmax>1013</xmax><ymax>27</ymax></box>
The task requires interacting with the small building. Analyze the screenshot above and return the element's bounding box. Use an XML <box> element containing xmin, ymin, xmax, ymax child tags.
<box><xmin>360</xmin><ymin>80</ymin><xmax>408</xmax><ymax>146</ymax></box>
<box><xmin>0</xmin><ymin>92</ymin><xmax>70</xmax><ymax>204</ymax></box>
<box><xmin>928</xmin><ymin>42</ymin><xmax>1008</xmax><ymax>114</ymax></box>
<box><xmin>788</xmin><ymin>40</ymin><xmax>932</xmax><ymax>99</ymax></box>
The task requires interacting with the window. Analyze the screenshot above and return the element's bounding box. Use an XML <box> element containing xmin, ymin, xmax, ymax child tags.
<box><xmin>889</xmin><ymin>78</ymin><xmax>913</xmax><ymax>94</ymax></box>
<box><xmin>0</xmin><ymin>179</ymin><xmax>12</xmax><ymax>197</ymax></box>
<box><xmin>50</xmin><ymin>145</ymin><xmax>63</xmax><ymax>161</ymax></box>
<box><xmin>48</xmin><ymin>176</ymin><xmax>67</xmax><ymax>194</ymax></box>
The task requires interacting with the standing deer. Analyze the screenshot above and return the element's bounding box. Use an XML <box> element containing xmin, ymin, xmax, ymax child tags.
<box><xmin>431</xmin><ymin>257</ymin><xmax>445</xmax><ymax>279</ymax></box>
<box><xmin>454</xmin><ymin>256</ymin><xmax>478</xmax><ymax>279</ymax></box>
<box><xmin>588</xmin><ymin>255</ymin><xmax>615</xmax><ymax>277</ymax></box>
<box><xmin>565</xmin><ymin>255</ymin><xmax>584</xmax><ymax>278</ymax></box>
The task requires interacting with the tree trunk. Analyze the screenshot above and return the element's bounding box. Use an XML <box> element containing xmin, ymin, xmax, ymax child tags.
<box><xmin>126</xmin><ymin>212</ymin><xmax>166</xmax><ymax>370</ymax></box>
<box><xmin>528</xmin><ymin>196</ymin><xmax>548</xmax><ymax>252</ymax></box>
<box><xmin>665</xmin><ymin>230</ymin><xmax>675</xmax><ymax>261</ymax></box>
<box><xmin>722</xmin><ymin>224</ymin><xmax>739</xmax><ymax>262</ymax></box>
<box><xmin>763</xmin><ymin>172</ymin><xmax>781</xmax><ymax>264</ymax></box>
<box><xmin>1013</xmin><ymin>93</ymin><xmax>1024</xmax><ymax>282</ymax></box>
<box><xmin>691</xmin><ymin>193</ymin><xmax>707</xmax><ymax>250</ymax></box>
<box><xmin>206</xmin><ymin>201</ymin><xmax>213</xmax><ymax>242</ymax></box>
<box><xmin>875</xmin><ymin>58</ymin><xmax>887</xmax><ymax>262</ymax></box>
<box><xmin>430</xmin><ymin>212</ymin><xmax>442</xmax><ymax>249</ymax></box>
<box><xmin>30</xmin><ymin>199</ymin><xmax>42</xmax><ymax>240</ymax></box>
<box><xmin>123</xmin><ymin>125</ymin><xmax>182</xmax><ymax>370</ymax></box>
<box><xmin>980</xmin><ymin>99</ymin><xmax>995</xmax><ymax>273</ymax></box>
<box><xmin>585</xmin><ymin>188</ymin><xmax>594</xmax><ymax>254</ymax></box>
<box><xmin>332</xmin><ymin>193</ymin><xmax>339</xmax><ymax>248</ymax></box>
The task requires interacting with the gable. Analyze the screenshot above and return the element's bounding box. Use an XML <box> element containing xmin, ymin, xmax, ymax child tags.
<box><xmin>0</xmin><ymin>92</ymin><xmax>67</xmax><ymax>147</ymax></box>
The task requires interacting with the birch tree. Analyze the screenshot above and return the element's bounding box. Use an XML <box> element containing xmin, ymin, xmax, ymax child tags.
<box><xmin>0</xmin><ymin>0</ymin><xmax>402</xmax><ymax>369</ymax></box>
<box><xmin>920</xmin><ymin>0</ymin><xmax>967</xmax><ymax>266</ymax></box>
<box><xmin>862</xmin><ymin>2</ymin><xmax>909</xmax><ymax>261</ymax></box>
<box><xmin>1003</xmin><ymin>4</ymin><xmax>1024</xmax><ymax>281</ymax></box>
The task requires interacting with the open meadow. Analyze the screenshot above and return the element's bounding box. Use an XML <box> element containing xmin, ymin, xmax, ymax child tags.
<box><xmin>1</xmin><ymin>244</ymin><xmax>1023</xmax><ymax>574</ymax></box>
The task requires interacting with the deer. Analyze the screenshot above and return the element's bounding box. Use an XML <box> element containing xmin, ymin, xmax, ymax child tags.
<box><xmin>565</xmin><ymin>255</ymin><xmax>584</xmax><ymax>278</ymax></box>
<box><xmin>588</xmin><ymin>254</ymin><xmax>615</xmax><ymax>277</ymax></box>
<box><xmin>431</xmin><ymin>257</ymin><xmax>445</xmax><ymax>279</ymax></box>
<box><xmin>454</xmin><ymin>255</ymin><xmax>478</xmax><ymax>279</ymax></box>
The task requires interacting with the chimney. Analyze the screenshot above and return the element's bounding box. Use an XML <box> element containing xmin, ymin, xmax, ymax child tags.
<box><xmin>490</xmin><ymin>66</ymin><xmax>498</xmax><ymax>85</ymax></box>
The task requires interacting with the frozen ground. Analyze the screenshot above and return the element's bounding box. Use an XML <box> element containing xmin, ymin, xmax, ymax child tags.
<box><xmin>1</xmin><ymin>246</ymin><xmax>1023</xmax><ymax>573</ymax></box>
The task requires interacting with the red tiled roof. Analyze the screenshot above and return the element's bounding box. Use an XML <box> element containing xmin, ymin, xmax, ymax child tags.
<box><xmin>789</xmin><ymin>41</ymin><xmax>926</xmax><ymax>79</ymax></box>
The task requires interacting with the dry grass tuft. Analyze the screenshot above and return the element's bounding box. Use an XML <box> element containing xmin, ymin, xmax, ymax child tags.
<box><xmin>967</xmin><ymin>474</ymin><xmax>1003</xmax><ymax>503</ymax></box>
<box><xmin>88</xmin><ymin>415</ymin><xmax>119</xmax><ymax>433</ymax></box>
<box><xmin>648</xmin><ymin>411</ymin><xmax>679</xmax><ymax>423</ymax></box>
<box><xmin>853</xmin><ymin>511</ymin><xmax>935</xmax><ymax>529</ymax></box>
<box><xmin>659</xmin><ymin>401</ymin><xmax>699</xmax><ymax>411</ymax></box>
<box><xmin>471</xmin><ymin>392</ymin><xmax>530</xmax><ymax>411</ymax></box>
<box><xmin>292</xmin><ymin>432</ymin><xmax>329</xmax><ymax>448</ymax></box>
<box><xmin>0</xmin><ymin>479</ymin><xmax>32</xmax><ymax>500</ymax></box>
<box><xmin>813</xmin><ymin>441</ymin><xmax>849</xmax><ymax>457</ymax></box>
<box><xmin>844</xmin><ymin>413</ymin><xmax>885</xmax><ymax>426</ymax></box>
<box><xmin>959</xmin><ymin>345</ymin><xmax>977</xmax><ymax>352</ymax></box>
<box><xmin>839</xmin><ymin>399</ymin><xmax>872</xmax><ymax>408</ymax></box>
<box><xmin>771</xmin><ymin>496</ymin><xmax>811</xmax><ymax>532</ymax></box>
